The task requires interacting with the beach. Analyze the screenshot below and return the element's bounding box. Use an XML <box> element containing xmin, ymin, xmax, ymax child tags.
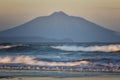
<box><xmin>0</xmin><ymin>70</ymin><xmax>120</xmax><ymax>80</ymax></box>
<box><xmin>0</xmin><ymin>76</ymin><xmax>120</xmax><ymax>80</ymax></box>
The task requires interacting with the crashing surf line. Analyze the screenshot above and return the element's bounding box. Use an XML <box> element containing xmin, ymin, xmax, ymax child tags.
<box><xmin>51</xmin><ymin>44</ymin><xmax>120</xmax><ymax>52</ymax></box>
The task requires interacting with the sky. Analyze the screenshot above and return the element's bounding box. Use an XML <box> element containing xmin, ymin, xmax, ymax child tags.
<box><xmin>0</xmin><ymin>0</ymin><xmax>120</xmax><ymax>32</ymax></box>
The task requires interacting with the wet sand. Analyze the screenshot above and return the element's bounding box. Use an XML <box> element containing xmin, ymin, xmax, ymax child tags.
<box><xmin>0</xmin><ymin>76</ymin><xmax>120</xmax><ymax>80</ymax></box>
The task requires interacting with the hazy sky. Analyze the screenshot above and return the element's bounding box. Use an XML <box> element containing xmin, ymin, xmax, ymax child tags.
<box><xmin>0</xmin><ymin>0</ymin><xmax>120</xmax><ymax>32</ymax></box>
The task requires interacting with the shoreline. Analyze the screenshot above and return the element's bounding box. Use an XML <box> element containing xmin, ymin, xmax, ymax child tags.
<box><xmin>0</xmin><ymin>65</ymin><xmax>120</xmax><ymax>73</ymax></box>
<box><xmin>0</xmin><ymin>76</ymin><xmax>120</xmax><ymax>80</ymax></box>
<box><xmin>0</xmin><ymin>70</ymin><xmax>120</xmax><ymax>78</ymax></box>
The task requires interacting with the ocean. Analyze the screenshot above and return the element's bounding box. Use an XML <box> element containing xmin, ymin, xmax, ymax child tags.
<box><xmin>0</xmin><ymin>42</ymin><xmax>120</xmax><ymax>77</ymax></box>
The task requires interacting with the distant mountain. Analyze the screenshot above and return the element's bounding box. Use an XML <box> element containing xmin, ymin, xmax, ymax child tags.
<box><xmin>0</xmin><ymin>11</ymin><xmax>120</xmax><ymax>43</ymax></box>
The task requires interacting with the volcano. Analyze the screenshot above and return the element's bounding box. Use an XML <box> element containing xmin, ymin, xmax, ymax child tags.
<box><xmin>0</xmin><ymin>11</ymin><xmax>120</xmax><ymax>43</ymax></box>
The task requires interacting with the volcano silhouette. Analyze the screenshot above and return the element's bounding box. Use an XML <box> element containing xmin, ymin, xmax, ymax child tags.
<box><xmin>0</xmin><ymin>11</ymin><xmax>120</xmax><ymax>43</ymax></box>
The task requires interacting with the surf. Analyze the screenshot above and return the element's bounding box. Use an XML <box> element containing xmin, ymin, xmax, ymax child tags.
<box><xmin>51</xmin><ymin>44</ymin><xmax>120</xmax><ymax>52</ymax></box>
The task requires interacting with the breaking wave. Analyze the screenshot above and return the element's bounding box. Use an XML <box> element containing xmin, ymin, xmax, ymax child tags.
<box><xmin>51</xmin><ymin>44</ymin><xmax>120</xmax><ymax>52</ymax></box>
<box><xmin>0</xmin><ymin>56</ymin><xmax>90</xmax><ymax>66</ymax></box>
<box><xmin>0</xmin><ymin>45</ymin><xmax>14</xmax><ymax>49</ymax></box>
<box><xmin>0</xmin><ymin>56</ymin><xmax>120</xmax><ymax>72</ymax></box>
<box><xmin>0</xmin><ymin>44</ymin><xmax>30</xmax><ymax>50</ymax></box>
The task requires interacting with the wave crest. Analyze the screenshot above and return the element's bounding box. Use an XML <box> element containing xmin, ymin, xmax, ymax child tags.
<box><xmin>51</xmin><ymin>44</ymin><xmax>120</xmax><ymax>52</ymax></box>
<box><xmin>0</xmin><ymin>56</ymin><xmax>90</xmax><ymax>66</ymax></box>
<box><xmin>0</xmin><ymin>45</ymin><xmax>14</xmax><ymax>49</ymax></box>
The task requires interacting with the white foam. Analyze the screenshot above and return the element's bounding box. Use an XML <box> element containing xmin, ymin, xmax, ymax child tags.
<box><xmin>0</xmin><ymin>44</ymin><xmax>29</xmax><ymax>50</ymax></box>
<box><xmin>0</xmin><ymin>56</ymin><xmax>90</xmax><ymax>66</ymax></box>
<box><xmin>0</xmin><ymin>45</ymin><xmax>14</xmax><ymax>49</ymax></box>
<box><xmin>51</xmin><ymin>44</ymin><xmax>120</xmax><ymax>52</ymax></box>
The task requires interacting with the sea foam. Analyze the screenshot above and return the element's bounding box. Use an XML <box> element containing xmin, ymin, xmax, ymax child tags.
<box><xmin>0</xmin><ymin>56</ymin><xmax>89</xmax><ymax>66</ymax></box>
<box><xmin>51</xmin><ymin>44</ymin><xmax>120</xmax><ymax>52</ymax></box>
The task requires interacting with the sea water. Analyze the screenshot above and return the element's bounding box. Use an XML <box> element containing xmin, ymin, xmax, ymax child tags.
<box><xmin>0</xmin><ymin>42</ymin><xmax>120</xmax><ymax>77</ymax></box>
